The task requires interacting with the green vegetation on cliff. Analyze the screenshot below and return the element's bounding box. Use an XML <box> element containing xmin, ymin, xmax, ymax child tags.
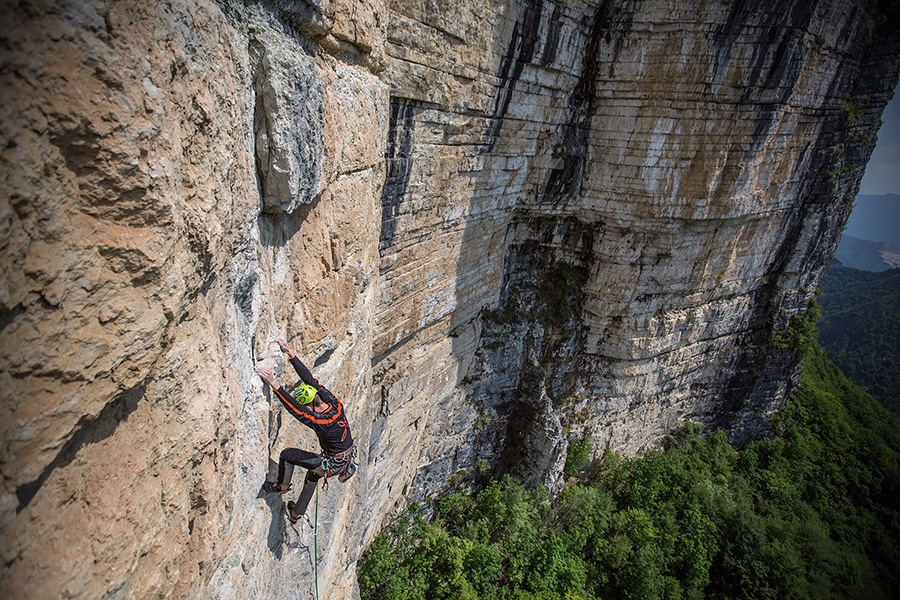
<box><xmin>359</xmin><ymin>312</ymin><xmax>900</xmax><ymax>600</ymax></box>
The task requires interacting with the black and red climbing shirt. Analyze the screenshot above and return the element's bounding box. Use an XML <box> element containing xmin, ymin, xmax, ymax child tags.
<box><xmin>275</xmin><ymin>357</ymin><xmax>354</xmax><ymax>456</ymax></box>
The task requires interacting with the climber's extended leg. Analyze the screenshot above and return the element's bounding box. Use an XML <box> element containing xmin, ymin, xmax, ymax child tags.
<box><xmin>291</xmin><ymin>468</ymin><xmax>322</xmax><ymax>519</ymax></box>
<box><xmin>288</xmin><ymin>468</ymin><xmax>325</xmax><ymax>522</ymax></box>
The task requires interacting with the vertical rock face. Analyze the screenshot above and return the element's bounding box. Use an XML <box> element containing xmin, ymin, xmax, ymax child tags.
<box><xmin>0</xmin><ymin>0</ymin><xmax>897</xmax><ymax>598</ymax></box>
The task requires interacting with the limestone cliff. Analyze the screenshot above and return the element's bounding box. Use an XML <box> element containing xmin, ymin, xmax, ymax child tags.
<box><xmin>1</xmin><ymin>0</ymin><xmax>898</xmax><ymax>598</ymax></box>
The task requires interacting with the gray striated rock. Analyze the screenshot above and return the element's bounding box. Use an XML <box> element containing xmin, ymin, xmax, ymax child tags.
<box><xmin>0</xmin><ymin>0</ymin><xmax>898</xmax><ymax>598</ymax></box>
<box><xmin>252</xmin><ymin>22</ymin><xmax>326</xmax><ymax>213</ymax></box>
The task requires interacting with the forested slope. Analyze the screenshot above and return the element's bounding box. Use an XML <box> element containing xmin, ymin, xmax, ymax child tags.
<box><xmin>817</xmin><ymin>264</ymin><xmax>900</xmax><ymax>413</ymax></box>
<box><xmin>360</xmin><ymin>307</ymin><xmax>900</xmax><ymax>600</ymax></box>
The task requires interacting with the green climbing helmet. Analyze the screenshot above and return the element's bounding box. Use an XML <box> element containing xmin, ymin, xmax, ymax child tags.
<box><xmin>293</xmin><ymin>384</ymin><xmax>318</xmax><ymax>405</ymax></box>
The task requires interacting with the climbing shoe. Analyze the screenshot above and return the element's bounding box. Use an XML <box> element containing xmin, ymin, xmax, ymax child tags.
<box><xmin>267</xmin><ymin>482</ymin><xmax>292</xmax><ymax>494</ymax></box>
<box><xmin>286</xmin><ymin>501</ymin><xmax>300</xmax><ymax>524</ymax></box>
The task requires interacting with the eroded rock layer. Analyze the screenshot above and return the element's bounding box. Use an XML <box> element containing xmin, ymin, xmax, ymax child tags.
<box><xmin>1</xmin><ymin>0</ymin><xmax>898</xmax><ymax>597</ymax></box>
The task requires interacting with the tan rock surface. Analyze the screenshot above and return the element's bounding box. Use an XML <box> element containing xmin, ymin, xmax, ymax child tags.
<box><xmin>1</xmin><ymin>0</ymin><xmax>898</xmax><ymax>598</ymax></box>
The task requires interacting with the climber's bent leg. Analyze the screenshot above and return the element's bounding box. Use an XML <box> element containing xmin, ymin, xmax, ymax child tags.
<box><xmin>278</xmin><ymin>448</ymin><xmax>322</xmax><ymax>488</ymax></box>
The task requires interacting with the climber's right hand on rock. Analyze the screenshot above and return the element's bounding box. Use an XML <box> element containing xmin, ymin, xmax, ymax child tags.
<box><xmin>255</xmin><ymin>366</ymin><xmax>277</xmax><ymax>389</ymax></box>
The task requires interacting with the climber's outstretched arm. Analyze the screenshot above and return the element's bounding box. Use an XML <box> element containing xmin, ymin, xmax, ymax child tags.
<box><xmin>256</xmin><ymin>366</ymin><xmax>310</xmax><ymax>417</ymax></box>
<box><xmin>275</xmin><ymin>336</ymin><xmax>317</xmax><ymax>386</ymax></box>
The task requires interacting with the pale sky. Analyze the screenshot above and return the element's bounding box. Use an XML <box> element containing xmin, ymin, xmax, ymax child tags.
<box><xmin>859</xmin><ymin>82</ymin><xmax>900</xmax><ymax>196</ymax></box>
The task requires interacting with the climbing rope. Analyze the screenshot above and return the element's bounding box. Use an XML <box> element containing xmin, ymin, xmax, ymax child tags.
<box><xmin>313</xmin><ymin>482</ymin><xmax>320</xmax><ymax>600</ymax></box>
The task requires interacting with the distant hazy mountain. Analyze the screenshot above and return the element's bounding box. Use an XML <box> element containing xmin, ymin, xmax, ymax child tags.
<box><xmin>834</xmin><ymin>235</ymin><xmax>900</xmax><ymax>271</ymax></box>
<box><xmin>845</xmin><ymin>193</ymin><xmax>900</xmax><ymax>248</ymax></box>
<box><xmin>817</xmin><ymin>263</ymin><xmax>900</xmax><ymax>414</ymax></box>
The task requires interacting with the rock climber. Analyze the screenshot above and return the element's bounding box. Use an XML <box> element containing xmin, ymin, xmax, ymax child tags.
<box><xmin>256</xmin><ymin>336</ymin><xmax>356</xmax><ymax>523</ymax></box>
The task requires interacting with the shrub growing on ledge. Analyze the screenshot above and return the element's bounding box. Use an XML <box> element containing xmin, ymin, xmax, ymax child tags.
<box><xmin>772</xmin><ymin>300</ymin><xmax>820</xmax><ymax>352</ymax></box>
<box><xmin>359</xmin><ymin>338</ymin><xmax>900</xmax><ymax>600</ymax></box>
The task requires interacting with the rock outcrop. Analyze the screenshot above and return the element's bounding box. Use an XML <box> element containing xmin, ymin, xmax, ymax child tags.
<box><xmin>1</xmin><ymin>0</ymin><xmax>898</xmax><ymax>598</ymax></box>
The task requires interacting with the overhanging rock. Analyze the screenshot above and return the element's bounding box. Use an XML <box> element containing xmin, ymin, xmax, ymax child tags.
<box><xmin>252</xmin><ymin>27</ymin><xmax>325</xmax><ymax>213</ymax></box>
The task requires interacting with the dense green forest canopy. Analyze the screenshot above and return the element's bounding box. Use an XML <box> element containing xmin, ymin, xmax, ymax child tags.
<box><xmin>359</xmin><ymin>307</ymin><xmax>900</xmax><ymax>600</ymax></box>
<box><xmin>817</xmin><ymin>264</ymin><xmax>900</xmax><ymax>413</ymax></box>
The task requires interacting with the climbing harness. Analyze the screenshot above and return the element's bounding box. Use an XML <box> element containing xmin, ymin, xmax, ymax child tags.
<box><xmin>321</xmin><ymin>446</ymin><xmax>358</xmax><ymax>484</ymax></box>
